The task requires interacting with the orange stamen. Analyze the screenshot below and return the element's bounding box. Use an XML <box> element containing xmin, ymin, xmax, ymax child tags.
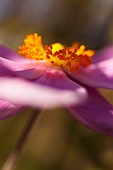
<box><xmin>18</xmin><ymin>33</ymin><xmax>95</xmax><ymax>71</ymax></box>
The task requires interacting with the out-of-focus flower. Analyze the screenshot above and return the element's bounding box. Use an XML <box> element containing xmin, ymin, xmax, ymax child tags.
<box><xmin>0</xmin><ymin>33</ymin><xmax>113</xmax><ymax>137</ymax></box>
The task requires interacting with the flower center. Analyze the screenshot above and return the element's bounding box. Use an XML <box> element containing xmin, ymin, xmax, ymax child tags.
<box><xmin>18</xmin><ymin>33</ymin><xmax>95</xmax><ymax>71</ymax></box>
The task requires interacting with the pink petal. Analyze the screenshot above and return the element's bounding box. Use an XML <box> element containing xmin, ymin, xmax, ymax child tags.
<box><xmin>0</xmin><ymin>45</ymin><xmax>25</xmax><ymax>61</ymax></box>
<box><xmin>35</xmin><ymin>69</ymin><xmax>85</xmax><ymax>90</ymax></box>
<box><xmin>93</xmin><ymin>46</ymin><xmax>113</xmax><ymax>63</ymax></box>
<box><xmin>0</xmin><ymin>100</ymin><xmax>24</xmax><ymax>120</ymax></box>
<box><xmin>0</xmin><ymin>63</ymin><xmax>13</xmax><ymax>76</ymax></box>
<box><xmin>68</xmin><ymin>87</ymin><xmax>113</xmax><ymax>137</ymax></box>
<box><xmin>0</xmin><ymin>77</ymin><xmax>87</xmax><ymax>109</ymax></box>
<box><xmin>0</xmin><ymin>57</ymin><xmax>46</xmax><ymax>79</ymax></box>
<box><xmin>69</xmin><ymin>53</ymin><xmax>113</xmax><ymax>89</ymax></box>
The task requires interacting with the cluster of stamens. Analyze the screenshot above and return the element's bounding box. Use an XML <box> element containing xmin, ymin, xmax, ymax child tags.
<box><xmin>18</xmin><ymin>33</ymin><xmax>95</xmax><ymax>71</ymax></box>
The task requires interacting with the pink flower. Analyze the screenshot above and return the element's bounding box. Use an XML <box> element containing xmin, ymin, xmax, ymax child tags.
<box><xmin>0</xmin><ymin>33</ymin><xmax>113</xmax><ymax>137</ymax></box>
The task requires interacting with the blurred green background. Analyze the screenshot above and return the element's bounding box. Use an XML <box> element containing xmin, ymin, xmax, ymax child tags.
<box><xmin>0</xmin><ymin>0</ymin><xmax>113</xmax><ymax>169</ymax></box>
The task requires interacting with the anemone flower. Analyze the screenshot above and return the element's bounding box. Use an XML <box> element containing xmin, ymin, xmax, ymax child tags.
<box><xmin>0</xmin><ymin>33</ymin><xmax>113</xmax><ymax>137</ymax></box>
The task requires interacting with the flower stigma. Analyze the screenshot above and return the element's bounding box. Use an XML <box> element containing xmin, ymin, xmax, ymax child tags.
<box><xmin>18</xmin><ymin>33</ymin><xmax>95</xmax><ymax>71</ymax></box>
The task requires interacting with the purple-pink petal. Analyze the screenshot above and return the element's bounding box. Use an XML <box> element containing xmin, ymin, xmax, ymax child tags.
<box><xmin>68</xmin><ymin>87</ymin><xmax>113</xmax><ymax>137</ymax></box>
<box><xmin>0</xmin><ymin>57</ymin><xmax>47</xmax><ymax>79</ymax></box>
<box><xmin>69</xmin><ymin>50</ymin><xmax>113</xmax><ymax>89</ymax></box>
<box><xmin>0</xmin><ymin>77</ymin><xmax>87</xmax><ymax>109</ymax></box>
<box><xmin>93</xmin><ymin>46</ymin><xmax>113</xmax><ymax>63</ymax></box>
<box><xmin>0</xmin><ymin>100</ymin><xmax>24</xmax><ymax>120</ymax></box>
<box><xmin>0</xmin><ymin>63</ymin><xmax>13</xmax><ymax>76</ymax></box>
<box><xmin>35</xmin><ymin>69</ymin><xmax>86</xmax><ymax>91</ymax></box>
<box><xmin>0</xmin><ymin>45</ymin><xmax>25</xmax><ymax>61</ymax></box>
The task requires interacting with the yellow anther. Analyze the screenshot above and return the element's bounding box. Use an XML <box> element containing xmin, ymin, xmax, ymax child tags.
<box><xmin>18</xmin><ymin>33</ymin><xmax>95</xmax><ymax>71</ymax></box>
<box><xmin>18</xmin><ymin>33</ymin><xmax>45</xmax><ymax>60</ymax></box>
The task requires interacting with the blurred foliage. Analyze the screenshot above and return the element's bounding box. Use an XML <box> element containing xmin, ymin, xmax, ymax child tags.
<box><xmin>0</xmin><ymin>0</ymin><xmax>113</xmax><ymax>169</ymax></box>
<box><xmin>0</xmin><ymin>0</ymin><xmax>113</xmax><ymax>49</ymax></box>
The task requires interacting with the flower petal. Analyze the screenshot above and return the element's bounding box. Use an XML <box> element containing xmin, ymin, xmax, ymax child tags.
<box><xmin>0</xmin><ymin>45</ymin><xmax>25</xmax><ymax>61</ymax></box>
<box><xmin>35</xmin><ymin>69</ymin><xmax>88</xmax><ymax>105</ymax></box>
<box><xmin>69</xmin><ymin>52</ymin><xmax>113</xmax><ymax>89</ymax></box>
<box><xmin>68</xmin><ymin>87</ymin><xmax>113</xmax><ymax>137</ymax></box>
<box><xmin>0</xmin><ymin>62</ymin><xmax>13</xmax><ymax>76</ymax></box>
<box><xmin>0</xmin><ymin>77</ymin><xmax>87</xmax><ymax>109</ymax></box>
<box><xmin>0</xmin><ymin>57</ymin><xmax>46</xmax><ymax>79</ymax></box>
<box><xmin>0</xmin><ymin>100</ymin><xmax>24</xmax><ymax>120</ymax></box>
<box><xmin>93</xmin><ymin>46</ymin><xmax>113</xmax><ymax>63</ymax></box>
<box><xmin>35</xmin><ymin>69</ymin><xmax>86</xmax><ymax>90</ymax></box>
